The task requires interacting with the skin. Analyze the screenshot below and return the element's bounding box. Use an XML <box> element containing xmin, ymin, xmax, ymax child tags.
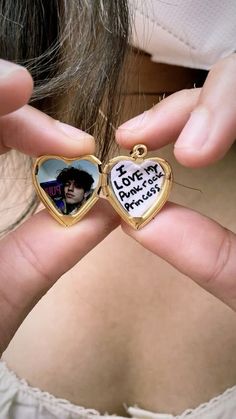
<box><xmin>116</xmin><ymin>54</ymin><xmax>236</xmax><ymax>310</ymax></box>
<box><xmin>64</xmin><ymin>180</ymin><xmax>85</xmax><ymax>205</ymax></box>
<box><xmin>1</xmin><ymin>55</ymin><xmax>236</xmax><ymax>415</ymax></box>
<box><xmin>0</xmin><ymin>59</ymin><xmax>118</xmax><ymax>354</ymax></box>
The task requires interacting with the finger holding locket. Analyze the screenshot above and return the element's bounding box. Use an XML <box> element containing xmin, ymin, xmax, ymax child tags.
<box><xmin>0</xmin><ymin>59</ymin><xmax>117</xmax><ymax>354</ymax></box>
<box><xmin>114</xmin><ymin>54</ymin><xmax>236</xmax><ymax>311</ymax></box>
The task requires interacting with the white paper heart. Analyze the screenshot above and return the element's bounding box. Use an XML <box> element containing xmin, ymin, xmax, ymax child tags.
<box><xmin>103</xmin><ymin>155</ymin><xmax>172</xmax><ymax>229</ymax></box>
<box><xmin>110</xmin><ymin>160</ymin><xmax>165</xmax><ymax>217</ymax></box>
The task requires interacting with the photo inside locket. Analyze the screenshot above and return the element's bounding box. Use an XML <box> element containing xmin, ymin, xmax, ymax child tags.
<box><xmin>37</xmin><ymin>159</ymin><xmax>99</xmax><ymax>215</ymax></box>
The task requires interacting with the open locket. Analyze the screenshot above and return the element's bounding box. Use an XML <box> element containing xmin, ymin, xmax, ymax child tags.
<box><xmin>33</xmin><ymin>144</ymin><xmax>172</xmax><ymax>229</ymax></box>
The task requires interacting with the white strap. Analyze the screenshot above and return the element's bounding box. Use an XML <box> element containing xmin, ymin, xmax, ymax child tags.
<box><xmin>127</xmin><ymin>406</ymin><xmax>174</xmax><ymax>419</ymax></box>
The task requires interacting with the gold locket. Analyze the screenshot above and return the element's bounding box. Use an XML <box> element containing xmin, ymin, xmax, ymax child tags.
<box><xmin>33</xmin><ymin>144</ymin><xmax>172</xmax><ymax>230</ymax></box>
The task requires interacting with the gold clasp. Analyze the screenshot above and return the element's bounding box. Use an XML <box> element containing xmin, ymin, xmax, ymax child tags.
<box><xmin>130</xmin><ymin>144</ymin><xmax>147</xmax><ymax>159</ymax></box>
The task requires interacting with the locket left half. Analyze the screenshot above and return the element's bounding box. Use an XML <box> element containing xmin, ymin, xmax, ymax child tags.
<box><xmin>33</xmin><ymin>155</ymin><xmax>102</xmax><ymax>226</ymax></box>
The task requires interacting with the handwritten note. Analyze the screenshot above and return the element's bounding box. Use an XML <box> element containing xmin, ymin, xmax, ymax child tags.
<box><xmin>110</xmin><ymin>160</ymin><xmax>165</xmax><ymax>217</ymax></box>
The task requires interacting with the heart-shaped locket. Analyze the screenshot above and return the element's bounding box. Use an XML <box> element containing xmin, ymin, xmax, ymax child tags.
<box><xmin>33</xmin><ymin>145</ymin><xmax>172</xmax><ymax>229</ymax></box>
<box><xmin>103</xmin><ymin>145</ymin><xmax>172</xmax><ymax>229</ymax></box>
<box><xmin>33</xmin><ymin>155</ymin><xmax>102</xmax><ymax>226</ymax></box>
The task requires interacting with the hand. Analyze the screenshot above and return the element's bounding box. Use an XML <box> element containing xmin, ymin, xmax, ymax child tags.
<box><xmin>0</xmin><ymin>60</ymin><xmax>119</xmax><ymax>355</ymax></box>
<box><xmin>116</xmin><ymin>54</ymin><xmax>236</xmax><ymax>310</ymax></box>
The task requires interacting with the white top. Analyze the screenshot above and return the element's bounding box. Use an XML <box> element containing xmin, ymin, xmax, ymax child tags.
<box><xmin>129</xmin><ymin>0</ymin><xmax>236</xmax><ymax>69</ymax></box>
<box><xmin>1</xmin><ymin>361</ymin><xmax>236</xmax><ymax>419</ymax></box>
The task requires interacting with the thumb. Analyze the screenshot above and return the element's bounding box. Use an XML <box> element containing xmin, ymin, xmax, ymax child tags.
<box><xmin>0</xmin><ymin>200</ymin><xmax>119</xmax><ymax>354</ymax></box>
<box><xmin>122</xmin><ymin>203</ymin><xmax>236</xmax><ymax>310</ymax></box>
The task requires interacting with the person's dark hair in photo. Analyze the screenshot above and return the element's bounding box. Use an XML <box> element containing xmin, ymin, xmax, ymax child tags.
<box><xmin>56</xmin><ymin>167</ymin><xmax>94</xmax><ymax>215</ymax></box>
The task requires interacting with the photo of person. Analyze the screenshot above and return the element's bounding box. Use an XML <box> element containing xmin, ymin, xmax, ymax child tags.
<box><xmin>38</xmin><ymin>159</ymin><xmax>99</xmax><ymax>215</ymax></box>
<box><xmin>56</xmin><ymin>167</ymin><xmax>94</xmax><ymax>215</ymax></box>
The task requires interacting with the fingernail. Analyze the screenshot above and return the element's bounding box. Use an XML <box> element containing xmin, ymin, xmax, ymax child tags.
<box><xmin>0</xmin><ymin>59</ymin><xmax>25</xmax><ymax>78</ymax></box>
<box><xmin>56</xmin><ymin>122</ymin><xmax>94</xmax><ymax>141</ymax></box>
<box><xmin>118</xmin><ymin>111</ymin><xmax>148</xmax><ymax>131</ymax></box>
<box><xmin>175</xmin><ymin>107</ymin><xmax>210</xmax><ymax>149</ymax></box>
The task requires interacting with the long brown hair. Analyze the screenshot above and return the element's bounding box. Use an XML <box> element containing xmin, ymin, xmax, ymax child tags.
<box><xmin>0</xmin><ymin>0</ymin><xmax>130</xmax><ymax>234</ymax></box>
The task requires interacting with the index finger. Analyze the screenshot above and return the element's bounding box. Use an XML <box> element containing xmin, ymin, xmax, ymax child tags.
<box><xmin>0</xmin><ymin>59</ymin><xmax>95</xmax><ymax>156</ymax></box>
<box><xmin>0</xmin><ymin>105</ymin><xmax>95</xmax><ymax>156</ymax></box>
<box><xmin>116</xmin><ymin>88</ymin><xmax>200</xmax><ymax>150</ymax></box>
<box><xmin>0</xmin><ymin>59</ymin><xmax>33</xmax><ymax>116</ymax></box>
